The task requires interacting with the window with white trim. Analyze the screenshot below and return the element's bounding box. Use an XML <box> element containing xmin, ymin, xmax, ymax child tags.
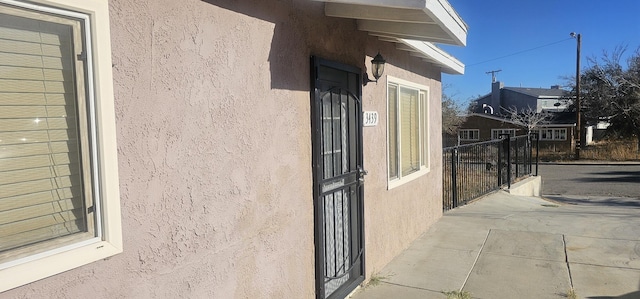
<box><xmin>387</xmin><ymin>77</ymin><xmax>429</xmax><ymax>188</ymax></box>
<box><xmin>536</xmin><ymin>128</ymin><xmax>567</xmax><ymax>140</ymax></box>
<box><xmin>491</xmin><ymin>129</ymin><xmax>516</xmax><ymax>140</ymax></box>
<box><xmin>458</xmin><ymin>129</ymin><xmax>479</xmax><ymax>141</ymax></box>
<box><xmin>0</xmin><ymin>0</ymin><xmax>121</xmax><ymax>292</ymax></box>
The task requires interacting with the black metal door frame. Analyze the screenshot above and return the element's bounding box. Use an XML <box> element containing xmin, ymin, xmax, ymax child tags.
<box><xmin>310</xmin><ymin>56</ymin><xmax>365</xmax><ymax>299</ymax></box>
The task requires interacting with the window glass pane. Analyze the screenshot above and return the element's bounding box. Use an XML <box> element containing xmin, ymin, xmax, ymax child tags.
<box><xmin>400</xmin><ymin>87</ymin><xmax>419</xmax><ymax>176</ymax></box>
<box><xmin>320</xmin><ymin>91</ymin><xmax>349</xmax><ymax>179</ymax></box>
<box><xmin>492</xmin><ymin>129</ymin><xmax>515</xmax><ymax>139</ymax></box>
<box><xmin>387</xmin><ymin>80</ymin><xmax>429</xmax><ymax>184</ymax></box>
<box><xmin>388</xmin><ymin>85</ymin><xmax>398</xmax><ymax>179</ymax></box>
<box><xmin>0</xmin><ymin>7</ymin><xmax>89</xmax><ymax>255</ymax></box>
<box><xmin>460</xmin><ymin>130</ymin><xmax>479</xmax><ymax>141</ymax></box>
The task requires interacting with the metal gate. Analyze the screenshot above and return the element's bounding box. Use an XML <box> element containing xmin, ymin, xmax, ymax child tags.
<box><xmin>310</xmin><ymin>57</ymin><xmax>365</xmax><ymax>299</ymax></box>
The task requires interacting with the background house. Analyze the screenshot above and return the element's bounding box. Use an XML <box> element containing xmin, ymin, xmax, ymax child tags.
<box><xmin>0</xmin><ymin>0</ymin><xmax>466</xmax><ymax>298</ymax></box>
<box><xmin>458</xmin><ymin>113</ymin><xmax>576</xmax><ymax>153</ymax></box>
<box><xmin>471</xmin><ymin>81</ymin><xmax>570</xmax><ymax>114</ymax></box>
<box><xmin>453</xmin><ymin>80</ymin><xmax>578</xmax><ymax>153</ymax></box>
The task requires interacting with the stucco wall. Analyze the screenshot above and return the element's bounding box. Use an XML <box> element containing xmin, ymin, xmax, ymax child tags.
<box><xmin>2</xmin><ymin>0</ymin><xmax>444</xmax><ymax>298</ymax></box>
<box><xmin>360</xmin><ymin>46</ymin><xmax>444</xmax><ymax>276</ymax></box>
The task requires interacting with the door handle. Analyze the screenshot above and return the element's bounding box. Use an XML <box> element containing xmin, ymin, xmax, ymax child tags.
<box><xmin>357</xmin><ymin>166</ymin><xmax>368</xmax><ymax>176</ymax></box>
<box><xmin>357</xmin><ymin>166</ymin><xmax>368</xmax><ymax>182</ymax></box>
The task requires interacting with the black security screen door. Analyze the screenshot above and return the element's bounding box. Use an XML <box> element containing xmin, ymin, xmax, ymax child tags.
<box><xmin>310</xmin><ymin>57</ymin><xmax>365</xmax><ymax>299</ymax></box>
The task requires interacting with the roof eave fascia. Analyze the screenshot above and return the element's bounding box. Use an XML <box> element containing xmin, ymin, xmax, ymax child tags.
<box><xmin>315</xmin><ymin>0</ymin><xmax>467</xmax><ymax>46</ymax></box>
<box><xmin>469</xmin><ymin>113</ymin><xmax>519</xmax><ymax>125</ymax></box>
<box><xmin>422</xmin><ymin>0</ymin><xmax>467</xmax><ymax>46</ymax></box>
<box><xmin>400</xmin><ymin>39</ymin><xmax>465</xmax><ymax>74</ymax></box>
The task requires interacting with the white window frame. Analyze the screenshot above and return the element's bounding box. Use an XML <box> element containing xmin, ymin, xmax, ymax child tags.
<box><xmin>491</xmin><ymin>129</ymin><xmax>516</xmax><ymax>140</ymax></box>
<box><xmin>386</xmin><ymin>76</ymin><xmax>430</xmax><ymax>189</ymax></box>
<box><xmin>0</xmin><ymin>0</ymin><xmax>121</xmax><ymax>292</ymax></box>
<box><xmin>535</xmin><ymin>128</ymin><xmax>567</xmax><ymax>141</ymax></box>
<box><xmin>459</xmin><ymin>129</ymin><xmax>479</xmax><ymax>141</ymax></box>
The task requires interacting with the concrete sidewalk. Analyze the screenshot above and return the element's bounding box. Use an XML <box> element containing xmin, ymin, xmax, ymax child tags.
<box><xmin>349</xmin><ymin>191</ymin><xmax>640</xmax><ymax>299</ymax></box>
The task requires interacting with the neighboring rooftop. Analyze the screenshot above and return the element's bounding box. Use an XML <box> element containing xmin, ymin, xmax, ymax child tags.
<box><xmin>467</xmin><ymin>112</ymin><xmax>576</xmax><ymax>126</ymax></box>
<box><xmin>504</xmin><ymin>86</ymin><xmax>568</xmax><ymax>98</ymax></box>
<box><xmin>475</xmin><ymin>84</ymin><xmax>569</xmax><ymax>101</ymax></box>
<box><xmin>470</xmin><ymin>81</ymin><xmax>572</xmax><ymax>114</ymax></box>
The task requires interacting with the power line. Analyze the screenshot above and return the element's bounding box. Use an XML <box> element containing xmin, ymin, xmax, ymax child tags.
<box><xmin>467</xmin><ymin>38</ymin><xmax>573</xmax><ymax>67</ymax></box>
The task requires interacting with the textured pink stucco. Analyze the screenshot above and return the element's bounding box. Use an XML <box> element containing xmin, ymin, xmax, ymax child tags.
<box><xmin>3</xmin><ymin>0</ymin><xmax>445</xmax><ymax>298</ymax></box>
<box><xmin>360</xmin><ymin>43</ymin><xmax>444</xmax><ymax>276</ymax></box>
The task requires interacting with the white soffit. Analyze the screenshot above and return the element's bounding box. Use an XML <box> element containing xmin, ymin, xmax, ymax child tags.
<box><xmin>317</xmin><ymin>0</ymin><xmax>467</xmax><ymax>46</ymax></box>
<box><xmin>398</xmin><ymin>39</ymin><xmax>464</xmax><ymax>74</ymax></box>
<box><xmin>313</xmin><ymin>0</ymin><xmax>467</xmax><ymax>74</ymax></box>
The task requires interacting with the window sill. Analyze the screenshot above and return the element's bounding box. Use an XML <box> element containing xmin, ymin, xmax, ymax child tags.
<box><xmin>0</xmin><ymin>238</ymin><xmax>122</xmax><ymax>292</ymax></box>
<box><xmin>387</xmin><ymin>167</ymin><xmax>430</xmax><ymax>190</ymax></box>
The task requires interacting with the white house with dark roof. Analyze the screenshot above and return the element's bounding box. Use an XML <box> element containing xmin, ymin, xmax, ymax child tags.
<box><xmin>472</xmin><ymin>81</ymin><xmax>570</xmax><ymax>114</ymax></box>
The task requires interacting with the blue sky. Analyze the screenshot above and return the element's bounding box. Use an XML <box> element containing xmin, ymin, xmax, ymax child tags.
<box><xmin>441</xmin><ymin>0</ymin><xmax>640</xmax><ymax>106</ymax></box>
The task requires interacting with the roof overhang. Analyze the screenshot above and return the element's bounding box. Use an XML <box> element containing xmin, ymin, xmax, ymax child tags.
<box><xmin>312</xmin><ymin>0</ymin><xmax>467</xmax><ymax>74</ymax></box>
<box><xmin>469</xmin><ymin>113</ymin><xmax>577</xmax><ymax>127</ymax></box>
<box><xmin>397</xmin><ymin>39</ymin><xmax>464</xmax><ymax>74</ymax></box>
<box><xmin>538</xmin><ymin>95</ymin><xmax>564</xmax><ymax>99</ymax></box>
<box><xmin>537</xmin><ymin>124</ymin><xmax>576</xmax><ymax>128</ymax></box>
<box><xmin>469</xmin><ymin>113</ymin><xmax>519</xmax><ymax>124</ymax></box>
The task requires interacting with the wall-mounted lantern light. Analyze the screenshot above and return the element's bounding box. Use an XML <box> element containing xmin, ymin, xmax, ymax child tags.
<box><xmin>363</xmin><ymin>52</ymin><xmax>386</xmax><ymax>86</ymax></box>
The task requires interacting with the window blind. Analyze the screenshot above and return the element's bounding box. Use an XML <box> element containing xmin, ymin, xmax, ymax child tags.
<box><xmin>0</xmin><ymin>7</ymin><xmax>91</xmax><ymax>256</ymax></box>
<box><xmin>400</xmin><ymin>87</ymin><xmax>419</xmax><ymax>176</ymax></box>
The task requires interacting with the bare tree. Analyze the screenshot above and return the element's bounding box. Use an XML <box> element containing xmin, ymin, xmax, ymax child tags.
<box><xmin>503</xmin><ymin>106</ymin><xmax>552</xmax><ymax>135</ymax></box>
<box><xmin>574</xmin><ymin>46</ymin><xmax>640</xmax><ymax>150</ymax></box>
<box><xmin>441</xmin><ymin>87</ymin><xmax>466</xmax><ymax>136</ymax></box>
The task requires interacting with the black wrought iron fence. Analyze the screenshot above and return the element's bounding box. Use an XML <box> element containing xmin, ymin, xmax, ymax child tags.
<box><xmin>443</xmin><ymin>135</ymin><xmax>539</xmax><ymax>211</ymax></box>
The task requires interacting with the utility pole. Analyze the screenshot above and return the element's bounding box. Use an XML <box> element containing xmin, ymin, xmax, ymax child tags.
<box><xmin>486</xmin><ymin>69</ymin><xmax>502</xmax><ymax>83</ymax></box>
<box><xmin>571</xmin><ymin>32</ymin><xmax>582</xmax><ymax>159</ymax></box>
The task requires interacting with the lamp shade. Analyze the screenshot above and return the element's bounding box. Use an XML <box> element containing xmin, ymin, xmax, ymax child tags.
<box><xmin>371</xmin><ymin>52</ymin><xmax>386</xmax><ymax>80</ymax></box>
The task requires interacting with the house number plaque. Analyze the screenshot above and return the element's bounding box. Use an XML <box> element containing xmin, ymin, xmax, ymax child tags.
<box><xmin>363</xmin><ymin>111</ymin><xmax>379</xmax><ymax>127</ymax></box>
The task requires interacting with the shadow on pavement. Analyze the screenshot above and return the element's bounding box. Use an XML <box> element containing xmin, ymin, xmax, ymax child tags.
<box><xmin>588</xmin><ymin>290</ymin><xmax>640</xmax><ymax>299</ymax></box>
<box><xmin>575</xmin><ymin>176</ymin><xmax>640</xmax><ymax>183</ymax></box>
<box><xmin>544</xmin><ymin>195</ymin><xmax>640</xmax><ymax>208</ymax></box>
<box><xmin>588</xmin><ymin>170</ymin><xmax>640</xmax><ymax>177</ymax></box>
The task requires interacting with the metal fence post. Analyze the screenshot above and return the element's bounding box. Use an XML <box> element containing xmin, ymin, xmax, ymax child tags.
<box><xmin>508</xmin><ymin>137</ymin><xmax>512</xmax><ymax>188</ymax></box>
<box><xmin>528</xmin><ymin>134</ymin><xmax>533</xmax><ymax>175</ymax></box>
<box><xmin>499</xmin><ymin>134</ymin><xmax>512</xmax><ymax>189</ymax></box>
<box><xmin>534</xmin><ymin>133</ymin><xmax>540</xmax><ymax>176</ymax></box>
<box><xmin>451</xmin><ymin>148</ymin><xmax>458</xmax><ymax>208</ymax></box>
<box><xmin>514</xmin><ymin>137</ymin><xmax>519</xmax><ymax>178</ymax></box>
<box><xmin>497</xmin><ymin>141</ymin><xmax>502</xmax><ymax>186</ymax></box>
